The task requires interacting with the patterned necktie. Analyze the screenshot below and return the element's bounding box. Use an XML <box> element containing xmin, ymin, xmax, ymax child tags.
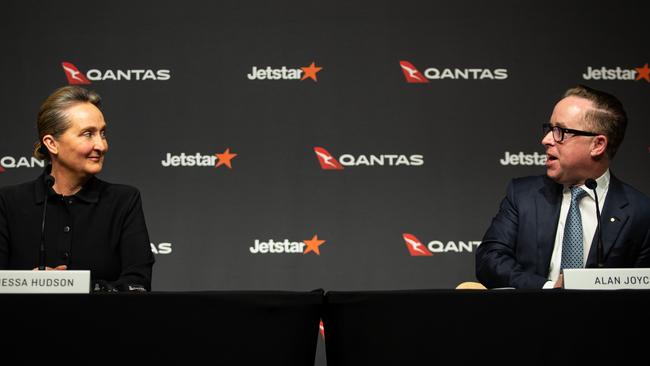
<box><xmin>561</xmin><ymin>186</ymin><xmax>588</xmax><ymax>270</ymax></box>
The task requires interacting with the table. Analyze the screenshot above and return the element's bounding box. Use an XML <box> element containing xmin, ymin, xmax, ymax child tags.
<box><xmin>0</xmin><ymin>290</ymin><xmax>323</xmax><ymax>365</ymax></box>
<box><xmin>323</xmin><ymin>289</ymin><xmax>650</xmax><ymax>365</ymax></box>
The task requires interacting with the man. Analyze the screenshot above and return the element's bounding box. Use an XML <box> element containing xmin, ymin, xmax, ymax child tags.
<box><xmin>476</xmin><ymin>85</ymin><xmax>650</xmax><ymax>289</ymax></box>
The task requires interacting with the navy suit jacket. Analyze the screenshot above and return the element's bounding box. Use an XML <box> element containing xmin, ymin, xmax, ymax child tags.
<box><xmin>476</xmin><ymin>174</ymin><xmax>650</xmax><ymax>289</ymax></box>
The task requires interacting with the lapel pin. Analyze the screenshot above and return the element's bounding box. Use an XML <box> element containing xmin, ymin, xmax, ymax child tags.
<box><xmin>609</xmin><ymin>217</ymin><xmax>619</xmax><ymax>222</ymax></box>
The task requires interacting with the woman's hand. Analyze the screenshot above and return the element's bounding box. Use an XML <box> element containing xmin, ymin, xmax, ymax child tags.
<box><xmin>33</xmin><ymin>265</ymin><xmax>68</xmax><ymax>271</ymax></box>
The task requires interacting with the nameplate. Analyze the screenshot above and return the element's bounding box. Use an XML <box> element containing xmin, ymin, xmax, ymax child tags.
<box><xmin>0</xmin><ymin>270</ymin><xmax>90</xmax><ymax>294</ymax></box>
<box><xmin>563</xmin><ymin>268</ymin><xmax>650</xmax><ymax>290</ymax></box>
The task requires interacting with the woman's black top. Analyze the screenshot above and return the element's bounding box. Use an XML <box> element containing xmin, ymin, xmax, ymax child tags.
<box><xmin>0</xmin><ymin>167</ymin><xmax>154</xmax><ymax>290</ymax></box>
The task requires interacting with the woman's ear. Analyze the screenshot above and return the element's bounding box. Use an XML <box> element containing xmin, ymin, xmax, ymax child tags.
<box><xmin>42</xmin><ymin>135</ymin><xmax>58</xmax><ymax>156</ymax></box>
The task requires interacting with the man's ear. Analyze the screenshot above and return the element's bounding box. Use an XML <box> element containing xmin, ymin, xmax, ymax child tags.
<box><xmin>590</xmin><ymin>135</ymin><xmax>608</xmax><ymax>158</ymax></box>
<box><xmin>42</xmin><ymin>135</ymin><xmax>58</xmax><ymax>156</ymax></box>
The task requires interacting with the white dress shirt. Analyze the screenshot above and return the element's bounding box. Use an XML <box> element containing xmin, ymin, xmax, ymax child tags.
<box><xmin>543</xmin><ymin>170</ymin><xmax>610</xmax><ymax>288</ymax></box>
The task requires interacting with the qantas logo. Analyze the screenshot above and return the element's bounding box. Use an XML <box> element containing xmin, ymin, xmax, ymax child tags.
<box><xmin>402</xmin><ymin>233</ymin><xmax>481</xmax><ymax>255</ymax></box>
<box><xmin>61</xmin><ymin>61</ymin><xmax>171</xmax><ymax>84</ymax></box>
<box><xmin>399</xmin><ymin>60</ymin><xmax>508</xmax><ymax>82</ymax></box>
<box><xmin>399</xmin><ymin>61</ymin><xmax>428</xmax><ymax>83</ymax></box>
<box><xmin>160</xmin><ymin>148</ymin><xmax>237</xmax><ymax>169</ymax></box>
<box><xmin>313</xmin><ymin>146</ymin><xmax>424</xmax><ymax>169</ymax></box>
<box><xmin>247</xmin><ymin>61</ymin><xmax>323</xmax><ymax>82</ymax></box>
<box><xmin>249</xmin><ymin>235</ymin><xmax>326</xmax><ymax>255</ymax></box>
<box><xmin>314</xmin><ymin>147</ymin><xmax>344</xmax><ymax>170</ymax></box>
<box><xmin>62</xmin><ymin>62</ymin><xmax>91</xmax><ymax>84</ymax></box>
<box><xmin>150</xmin><ymin>242</ymin><xmax>173</xmax><ymax>255</ymax></box>
<box><xmin>319</xmin><ymin>320</ymin><xmax>325</xmax><ymax>340</ymax></box>
<box><xmin>0</xmin><ymin>156</ymin><xmax>45</xmax><ymax>172</ymax></box>
<box><xmin>403</xmin><ymin>233</ymin><xmax>433</xmax><ymax>256</ymax></box>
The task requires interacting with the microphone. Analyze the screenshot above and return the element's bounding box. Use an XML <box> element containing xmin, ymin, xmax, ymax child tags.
<box><xmin>92</xmin><ymin>280</ymin><xmax>147</xmax><ymax>293</ymax></box>
<box><xmin>585</xmin><ymin>178</ymin><xmax>604</xmax><ymax>268</ymax></box>
<box><xmin>38</xmin><ymin>175</ymin><xmax>55</xmax><ymax>270</ymax></box>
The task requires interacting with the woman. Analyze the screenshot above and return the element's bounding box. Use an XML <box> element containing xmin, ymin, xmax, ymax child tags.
<box><xmin>0</xmin><ymin>86</ymin><xmax>154</xmax><ymax>291</ymax></box>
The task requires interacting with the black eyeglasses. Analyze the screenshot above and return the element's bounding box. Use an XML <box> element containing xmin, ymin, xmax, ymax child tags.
<box><xmin>542</xmin><ymin>123</ymin><xmax>599</xmax><ymax>142</ymax></box>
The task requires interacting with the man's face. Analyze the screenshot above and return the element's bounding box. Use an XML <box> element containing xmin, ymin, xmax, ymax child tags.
<box><xmin>542</xmin><ymin>96</ymin><xmax>597</xmax><ymax>186</ymax></box>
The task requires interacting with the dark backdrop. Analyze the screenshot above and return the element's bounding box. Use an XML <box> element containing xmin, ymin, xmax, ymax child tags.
<box><xmin>1</xmin><ymin>1</ymin><xmax>648</xmax><ymax>364</ymax></box>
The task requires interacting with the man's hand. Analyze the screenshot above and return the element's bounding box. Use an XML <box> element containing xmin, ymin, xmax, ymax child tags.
<box><xmin>554</xmin><ymin>274</ymin><xmax>564</xmax><ymax>289</ymax></box>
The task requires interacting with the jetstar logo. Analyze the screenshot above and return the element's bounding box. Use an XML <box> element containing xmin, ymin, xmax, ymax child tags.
<box><xmin>582</xmin><ymin>63</ymin><xmax>650</xmax><ymax>82</ymax></box>
<box><xmin>402</xmin><ymin>233</ymin><xmax>481</xmax><ymax>255</ymax></box>
<box><xmin>160</xmin><ymin>148</ymin><xmax>237</xmax><ymax>169</ymax></box>
<box><xmin>61</xmin><ymin>61</ymin><xmax>171</xmax><ymax>84</ymax></box>
<box><xmin>313</xmin><ymin>146</ymin><xmax>424</xmax><ymax>169</ymax></box>
<box><xmin>499</xmin><ymin>151</ymin><xmax>546</xmax><ymax>166</ymax></box>
<box><xmin>399</xmin><ymin>60</ymin><xmax>508</xmax><ymax>82</ymax></box>
<box><xmin>249</xmin><ymin>235</ymin><xmax>326</xmax><ymax>255</ymax></box>
<box><xmin>247</xmin><ymin>61</ymin><xmax>323</xmax><ymax>82</ymax></box>
<box><xmin>0</xmin><ymin>156</ymin><xmax>45</xmax><ymax>172</ymax></box>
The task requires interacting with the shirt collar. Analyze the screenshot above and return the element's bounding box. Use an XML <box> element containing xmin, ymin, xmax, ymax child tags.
<box><xmin>34</xmin><ymin>165</ymin><xmax>101</xmax><ymax>204</ymax></box>
<box><xmin>562</xmin><ymin>169</ymin><xmax>610</xmax><ymax>202</ymax></box>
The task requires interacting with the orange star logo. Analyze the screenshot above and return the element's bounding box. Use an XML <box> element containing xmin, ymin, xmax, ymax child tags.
<box><xmin>635</xmin><ymin>63</ymin><xmax>650</xmax><ymax>82</ymax></box>
<box><xmin>303</xmin><ymin>235</ymin><xmax>326</xmax><ymax>255</ymax></box>
<box><xmin>300</xmin><ymin>62</ymin><xmax>323</xmax><ymax>82</ymax></box>
<box><xmin>215</xmin><ymin>148</ymin><xmax>237</xmax><ymax>169</ymax></box>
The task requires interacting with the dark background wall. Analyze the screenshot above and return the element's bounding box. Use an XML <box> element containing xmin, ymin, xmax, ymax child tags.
<box><xmin>1</xmin><ymin>1</ymin><xmax>648</xmax><ymax>363</ymax></box>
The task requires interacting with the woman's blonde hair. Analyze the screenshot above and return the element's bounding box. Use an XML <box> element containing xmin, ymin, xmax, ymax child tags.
<box><xmin>34</xmin><ymin>86</ymin><xmax>101</xmax><ymax>160</ymax></box>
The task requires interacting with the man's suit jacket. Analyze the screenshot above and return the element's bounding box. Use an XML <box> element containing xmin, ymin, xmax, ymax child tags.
<box><xmin>476</xmin><ymin>174</ymin><xmax>650</xmax><ymax>289</ymax></box>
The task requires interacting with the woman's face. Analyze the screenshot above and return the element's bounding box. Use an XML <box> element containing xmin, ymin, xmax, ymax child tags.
<box><xmin>51</xmin><ymin>102</ymin><xmax>108</xmax><ymax>177</ymax></box>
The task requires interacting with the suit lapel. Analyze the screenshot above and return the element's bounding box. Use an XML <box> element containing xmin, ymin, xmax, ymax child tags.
<box><xmin>536</xmin><ymin>177</ymin><xmax>563</xmax><ymax>276</ymax></box>
<box><xmin>586</xmin><ymin>175</ymin><xmax>629</xmax><ymax>266</ymax></box>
